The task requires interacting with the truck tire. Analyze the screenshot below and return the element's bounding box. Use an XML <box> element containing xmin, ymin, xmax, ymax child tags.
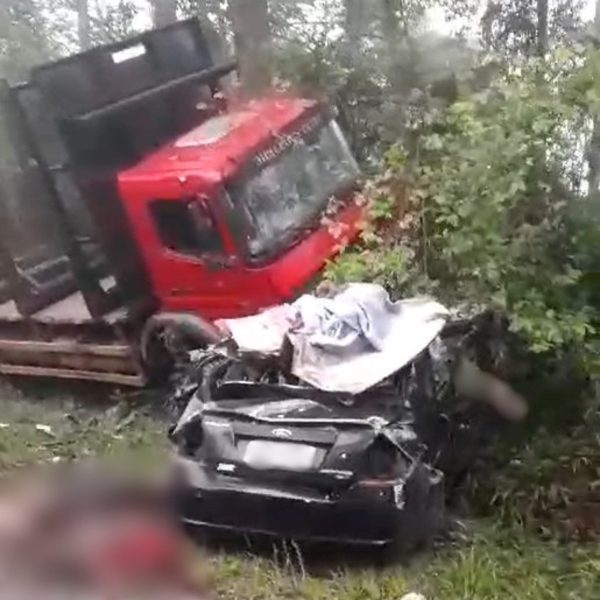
<box><xmin>140</xmin><ymin>312</ymin><xmax>223</xmax><ymax>383</ymax></box>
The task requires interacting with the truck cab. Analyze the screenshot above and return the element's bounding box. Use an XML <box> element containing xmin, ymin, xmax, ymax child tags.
<box><xmin>0</xmin><ymin>19</ymin><xmax>363</xmax><ymax>385</ymax></box>
<box><xmin>119</xmin><ymin>97</ymin><xmax>362</xmax><ymax>319</ymax></box>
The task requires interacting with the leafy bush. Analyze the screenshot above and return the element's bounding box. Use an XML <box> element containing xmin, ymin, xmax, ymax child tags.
<box><xmin>470</xmin><ymin>400</ymin><xmax>600</xmax><ymax>541</ymax></box>
<box><xmin>328</xmin><ymin>50</ymin><xmax>599</xmax><ymax>372</ymax></box>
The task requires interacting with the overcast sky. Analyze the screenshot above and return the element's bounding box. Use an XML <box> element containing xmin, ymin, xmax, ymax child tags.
<box><xmin>429</xmin><ymin>1</ymin><xmax>596</xmax><ymax>36</ymax></box>
<box><xmin>97</xmin><ymin>0</ymin><xmax>598</xmax><ymax>34</ymax></box>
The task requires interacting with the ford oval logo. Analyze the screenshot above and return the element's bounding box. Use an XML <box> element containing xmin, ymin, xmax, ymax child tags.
<box><xmin>272</xmin><ymin>428</ymin><xmax>293</xmax><ymax>439</ymax></box>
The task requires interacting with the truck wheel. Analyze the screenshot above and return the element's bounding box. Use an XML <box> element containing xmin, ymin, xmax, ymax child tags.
<box><xmin>140</xmin><ymin>313</ymin><xmax>223</xmax><ymax>384</ymax></box>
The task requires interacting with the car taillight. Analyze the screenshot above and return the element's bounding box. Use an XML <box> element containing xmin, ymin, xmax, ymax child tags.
<box><xmin>355</xmin><ymin>438</ymin><xmax>407</xmax><ymax>487</ymax></box>
<box><xmin>356</xmin><ymin>477</ymin><xmax>399</xmax><ymax>489</ymax></box>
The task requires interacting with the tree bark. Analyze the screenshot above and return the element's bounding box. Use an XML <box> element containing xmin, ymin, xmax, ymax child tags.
<box><xmin>76</xmin><ymin>0</ymin><xmax>91</xmax><ymax>50</ymax></box>
<box><xmin>381</xmin><ymin>0</ymin><xmax>411</xmax><ymax>93</ymax></box>
<box><xmin>151</xmin><ymin>0</ymin><xmax>177</xmax><ymax>28</ymax></box>
<box><xmin>344</xmin><ymin>0</ymin><xmax>364</xmax><ymax>50</ymax></box>
<box><xmin>380</xmin><ymin>0</ymin><xmax>401</xmax><ymax>49</ymax></box>
<box><xmin>588</xmin><ymin>0</ymin><xmax>600</xmax><ymax>195</ymax></box>
<box><xmin>228</xmin><ymin>0</ymin><xmax>272</xmax><ymax>94</ymax></box>
<box><xmin>536</xmin><ymin>0</ymin><xmax>549</xmax><ymax>57</ymax></box>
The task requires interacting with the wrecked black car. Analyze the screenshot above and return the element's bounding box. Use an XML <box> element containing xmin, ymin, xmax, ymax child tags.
<box><xmin>171</xmin><ymin>379</ymin><xmax>444</xmax><ymax>547</ymax></box>
<box><xmin>169</xmin><ymin>284</ymin><xmax>527</xmax><ymax>548</ymax></box>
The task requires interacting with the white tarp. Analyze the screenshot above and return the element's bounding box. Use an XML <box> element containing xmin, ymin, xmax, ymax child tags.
<box><xmin>218</xmin><ymin>304</ymin><xmax>295</xmax><ymax>355</ymax></box>
<box><xmin>221</xmin><ymin>284</ymin><xmax>449</xmax><ymax>394</ymax></box>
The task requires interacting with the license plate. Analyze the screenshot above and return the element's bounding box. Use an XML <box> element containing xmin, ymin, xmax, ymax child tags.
<box><xmin>243</xmin><ymin>441</ymin><xmax>318</xmax><ymax>471</ymax></box>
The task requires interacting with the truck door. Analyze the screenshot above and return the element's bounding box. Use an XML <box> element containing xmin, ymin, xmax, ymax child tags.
<box><xmin>146</xmin><ymin>196</ymin><xmax>256</xmax><ymax>318</ymax></box>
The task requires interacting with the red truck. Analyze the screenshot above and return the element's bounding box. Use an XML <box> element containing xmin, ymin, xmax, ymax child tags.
<box><xmin>0</xmin><ymin>20</ymin><xmax>363</xmax><ymax>386</ymax></box>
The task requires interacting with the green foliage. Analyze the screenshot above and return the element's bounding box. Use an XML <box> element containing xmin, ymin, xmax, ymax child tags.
<box><xmin>0</xmin><ymin>0</ymin><xmax>143</xmax><ymax>78</ymax></box>
<box><xmin>327</xmin><ymin>241</ymin><xmax>417</xmax><ymax>293</ymax></box>
<box><xmin>329</xmin><ymin>49</ymin><xmax>599</xmax><ymax>370</ymax></box>
<box><xmin>276</xmin><ymin>30</ymin><xmax>476</xmax><ymax>164</ymax></box>
<box><xmin>419</xmin><ymin>77</ymin><xmax>592</xmax><ymax>352</ymax></box>
<box><xmin>276</xmin><ymin>39</ymin><xmax>387</xmax><ymax>161</ymax></box>
<box><xmin>0</xmin><ymin>0</ymin><xmax>60</xmax><ymax>79</ymax></box>
<box><xmin>481</xmin><ymin>0</ymin><xmax>584</xmax><ymax>56</ymax></box>
<box><xmin>471</xmin><ymin>399</ymin><xmax>600</xmax><ymax>541</ymax></box>
<box><xmin>88</xmin><ymin>0</ymin><xmax>139</xmax><ymax>45</ymax></box>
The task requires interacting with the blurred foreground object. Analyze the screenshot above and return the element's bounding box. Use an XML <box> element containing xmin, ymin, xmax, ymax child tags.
<box><xmin>0</xmin><ymin>465</ymin><xmax>212</xmax><ymax>599</ymax></box>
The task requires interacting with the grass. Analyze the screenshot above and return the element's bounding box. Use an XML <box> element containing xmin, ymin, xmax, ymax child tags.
<box><xmin>470</xmin><ymin>401</ymin><xmax>600</xmax><ymax>542</ymax></box>
<box><xmin>208</xmin><ymin>525</ymin><xmax>600</xmax><ymax>600</ymax></box>
<box><xmin>0</xmin><ymin>381</ymin><xmax>168</xmax><ymax>472</ymax></box>
<box><xmin>0</xmin><ymin>380</ymin><xmax>598</xmax><ymax>599</ymax></box>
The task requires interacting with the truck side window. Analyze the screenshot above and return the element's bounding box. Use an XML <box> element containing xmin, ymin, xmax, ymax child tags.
<box><xmin>149</xmin><ymin>199</ymin><xmax>223</xmax><ymax>257</ymax></box>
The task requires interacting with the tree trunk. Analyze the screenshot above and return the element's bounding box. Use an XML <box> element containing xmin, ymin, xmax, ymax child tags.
<box><xmin>588</xmin><ymin>0</ymin><xmax>600</xmax><ymax>196</ymax></box>
<box><xmin>381</xmin><ymin>0</ymin><xmax>410</xmax><ymax>93</ymax></box>
<box><xmin>228</xmin><ymin>0</ymin><xmax>272</xmax><ymax>94</ymax></box>
<box><xmin>380</xmin><ymin>0</ymin><xmax>401</xmax><ymax>50</ymax></box>
<box><xmin>344</xmin><ymin>0</ymin><xmax>364</xmax><ymax>51</ymax></box>
<box><xmin>536</xmin><ymin>0</ymin><xmax>549</xmax><ymax>57</ymax></box>
<box><xmin>151</xmin><ymin>0</ymin><xmax>177</xmax><ymax>28</ymax></box>
<box><xmin>76</xmin><ymin>0</ymin><xmax>91</xmax><ymax>50</ymax></box>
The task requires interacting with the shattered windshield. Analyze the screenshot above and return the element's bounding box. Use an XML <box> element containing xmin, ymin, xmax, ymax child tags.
<box><xmin>232</xmin><ymin>120</ymin><xmax>359</xmax><ymax>257</ymax></box>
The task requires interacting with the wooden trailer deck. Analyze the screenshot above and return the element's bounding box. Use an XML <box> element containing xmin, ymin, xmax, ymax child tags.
<box><xmin>0</xmin><ymin>279</ymin><xmax>144</xmax><ymax>386</ymax></box>
<box><xmin>0</xmin><ymin>278</ymin><xmax>128</xmax><ymax>325</ymax></box>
